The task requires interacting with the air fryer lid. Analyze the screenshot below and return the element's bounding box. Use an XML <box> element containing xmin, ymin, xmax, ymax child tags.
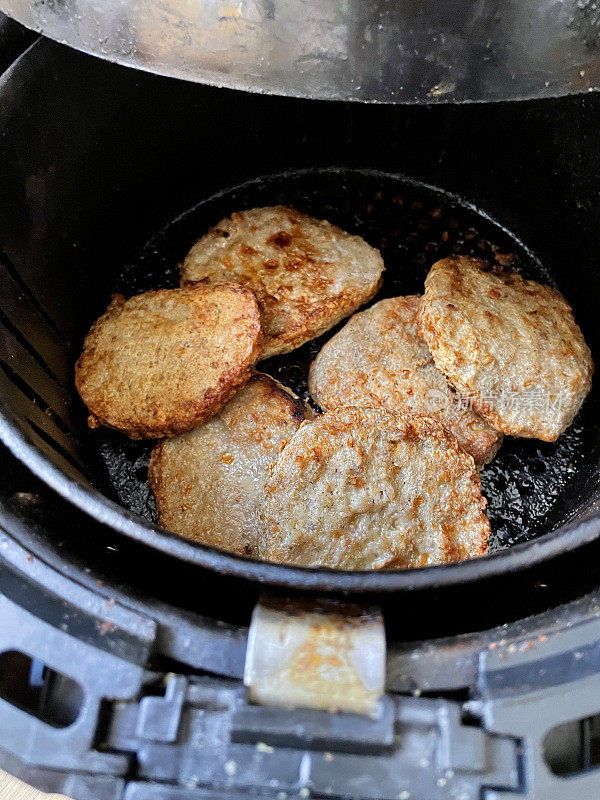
<box><xmin>2</xmin><ymin>0</ymin><xmax>600</xmax><ymax>103</ymax></box>
<box><xmin>0</xmin><ymin>40</ymin><xmax>598</xmax><ymax>594</ymax></box>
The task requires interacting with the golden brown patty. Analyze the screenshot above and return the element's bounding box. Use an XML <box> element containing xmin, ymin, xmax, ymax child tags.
<box><xmin>418</xmin><ymin>256</ymin><xmax>593</xmax><ymax>440</ymax></box>
<box><xmin>260</xmin><ymin>407</ymin><xmax>490</xmax><ymax>570</ymax></box>
<box><xmin>309</xmin><ymin>295</ymin><xmax>502</xmax><ymax>466</ymax></box>
<box><xmin>148</xmin><ymin>374</ymin><xmax>309</xmax><ymax>555</ymax></box>
<box><xmin>180</xmin><ymin>205</ymin><xmax>384</xmax><ymax>359</ymax></box>
<box><xmin>75</xmin><ymin>283</ymin><xmax>261</xmax><ymax>439</ymax></box>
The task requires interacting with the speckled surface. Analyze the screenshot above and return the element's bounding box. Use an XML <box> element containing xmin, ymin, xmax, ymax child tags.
<box><xmin>91</xmin><ymin>169</ymin><xmax>595</xmax><ymax>554</ymax></box>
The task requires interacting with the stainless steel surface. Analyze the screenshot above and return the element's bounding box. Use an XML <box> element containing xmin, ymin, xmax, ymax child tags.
<box><xmin>2</xmin><ymin>0</ymin><xmax>600</xmax><ymax>102</ymax></box>
<box><xmin>245</xmin><ymin>599</ymin><xmax>386</xmax><ymax>715</ymax></box>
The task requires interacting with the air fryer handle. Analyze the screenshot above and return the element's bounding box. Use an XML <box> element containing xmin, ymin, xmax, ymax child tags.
<box><xmin>243</xmin><ymin>595</ymin><xmax>387</xmax><ymax>716</ymax></box>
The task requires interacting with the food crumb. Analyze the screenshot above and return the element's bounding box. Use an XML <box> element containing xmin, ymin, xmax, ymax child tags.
<box><xmin>95</xmin><ymin>620</ymin><xmax>116</xmax><ymax>636</ymax></box>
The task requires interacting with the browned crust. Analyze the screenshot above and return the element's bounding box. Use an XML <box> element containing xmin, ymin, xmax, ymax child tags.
<box><xmin>148</xmin><ymin>373</ymin><xmax>310</xmax><ymax>555</ymax></box>
<box><xmin>308</xmin><ymin>294</ymin><xmax>502</xmax><ymax>466</ymax></box>
<box><xmin>261</xmin><ymin>408</ymin><xmax>490</xmax><ymax>569</ymax></box>
<box><xmin>146</xmin><ymin>373</ymin><xmax>308</xmax><ymax>501</ymax></box>
<box><xmin>250</xmin><ymin>283</ymin><xmax>384</xmax><ymax>358</ymax></box>
<box><xmin>248</xmin><ymin>372</ymin><xmax>309</xmax><ymax>424</ymax></box>
<box><xmin>148</xmin><ymin>440</ymin><xmax>166</xmax><ymax>499</ymax></box>
<box><xmin>418</xmin><ymin>256</ymin><xmax>594</xmax><ymax>440</ymax></box>
<box><xmin>75</xmin><ymin>282</ymin><xmax>261</xmax><ymax>439</ymax></box>
<box><xmin>180</xmin><ymin>205</ymin><xmax>384</xmax><ymax>359</ymax></box>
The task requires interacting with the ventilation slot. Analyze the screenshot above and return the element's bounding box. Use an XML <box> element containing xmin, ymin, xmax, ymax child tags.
<box><xmin>26</xmin><ymin>418</ymin><xmax>86</xmax><ymax>476</ymax></box>
<box><xmin>0</xmin><ymin>650</ymin><xmax>84</xmax><ymax>728</ymax></box>
<box><xmin>544</xmin><ymin>714</ymin><xmax>600</xmax><ymax>776</ymax></box>
<box><xmin>0</xmin><ymin>328</ymin><xmax>70</xmax><ymax>421</ymax></box>
<box><xmin>0</xmin><ymin>256</ymin><xmax>70</xmax><ymax>391</ymax></box>
<box><xmin>0</xmin><ymin>358</ymin><xmax>74</xmax><ymax>438</ymax></box>
<box><xmin>0</xmin><ymin>248</ymin><xmax>69</xmax><ymax>346</ymax></box>
<box><xmin>0</xmin><ymin>306</ymin><xmax>62</xmax><ymax>386</ymax></box>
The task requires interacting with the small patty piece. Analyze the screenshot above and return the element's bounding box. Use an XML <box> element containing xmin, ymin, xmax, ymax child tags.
<box><xmin>180</xmin><ymin>205</ymin><xmax>384</xmax><ymax>359</ymax></box>
<box><xmin>309</xmin><ymin>296</ymin><xmax>502</xmax><ymax>466</ymax></box>
<box><xmin>260</xmin><ymin>408</ymin><xmax>490</xmax><ymax>570</ymax></box>
<box><xmin>75</xmin><ymin>283</ymin><xmax>261</xmax><ymax>439</ymax></box>
<box><xmin>149</xmin><ymin>375</ymin><xmax>309</xmax><ymax>555</ymax></box>
<box><xmin>418</xmin><ymin>256</ymin><xmax>594</xmax><ymax>441</ymax></box>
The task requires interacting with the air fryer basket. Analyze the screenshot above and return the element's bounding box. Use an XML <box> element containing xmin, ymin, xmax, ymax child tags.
<box><xmin>0</xmin><ymin>38</ymin><xmax>599</xmax><ymax>595</ymax></box>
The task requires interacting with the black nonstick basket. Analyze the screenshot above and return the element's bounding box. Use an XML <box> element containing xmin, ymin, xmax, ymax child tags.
<box><xmin>0</xmin><ymin>35</ymin><xmax>599</xmax><ymax>601</ymax></box>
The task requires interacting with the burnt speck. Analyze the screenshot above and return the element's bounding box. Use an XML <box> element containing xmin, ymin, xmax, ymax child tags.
<box><xmin>12</xmin><ymin>491</ymin><xmax>42</xmax><ymax>507</ymax></box>
<box><xmin>268</xmin><ymin>231</ymin><xmax>292</xmax><ymax>248</ymax></box>
<box><xmin>96</xmin><ymin>620</ymin><xmax>116</xmax><ymax>636</ymax></box>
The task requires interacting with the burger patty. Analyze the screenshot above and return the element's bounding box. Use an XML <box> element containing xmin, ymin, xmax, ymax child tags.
<box><xmin>149</xmin><ymin>374</ymin><xmax>309</xmax><ymax>555</ymax></box>
<box><xmin>309</xmin><ymin>295</ymin><xmax>502</xmax><ymax>466</ymax></box>
<box><xmin>260</xmin><ymin>407</ymin><xmax>490</xmax><ymax>570</ymax></box>
<box><xmin>75</xmin><ymin>283</ymin><xmax>261</xmax><ymax>439</ymax></box>
<box><xmin>418</xmin><ymin>256</ymin><xmax>593</xmax><ymax>440</ymax></box>
<box><xmin>180</xmin><ymin>205</ymin><xmax>384</xmax><ymax>359</ymax></box>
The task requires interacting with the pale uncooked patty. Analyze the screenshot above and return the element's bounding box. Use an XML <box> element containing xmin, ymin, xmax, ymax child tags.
<box><xmin>75</xmin><ymin>283</ymin><xmax>261</xmax><ymax>439</ymax></box>
<box><xmin>418</xmin><ymin>256</ymin><xmax>594</xmax><ymax>441</ymax></box>
<box><xmin>308</xmin><ymin>295</ymin><xmax>502</xmax><ymax>466</ymax></box>
<box><xmin>148</xmin><ymin>374</ymin><xmax>309</xmax><ymax>555</ymax></box>
<box><xmin>180</xmin><ymin>205</ymin><xmax>384</xmax><ymax>359</ymax></box>
<box><xmin>260</xmin><ymin>408</ymin><xmax>490</xmax><ymax>570</ymax></box>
